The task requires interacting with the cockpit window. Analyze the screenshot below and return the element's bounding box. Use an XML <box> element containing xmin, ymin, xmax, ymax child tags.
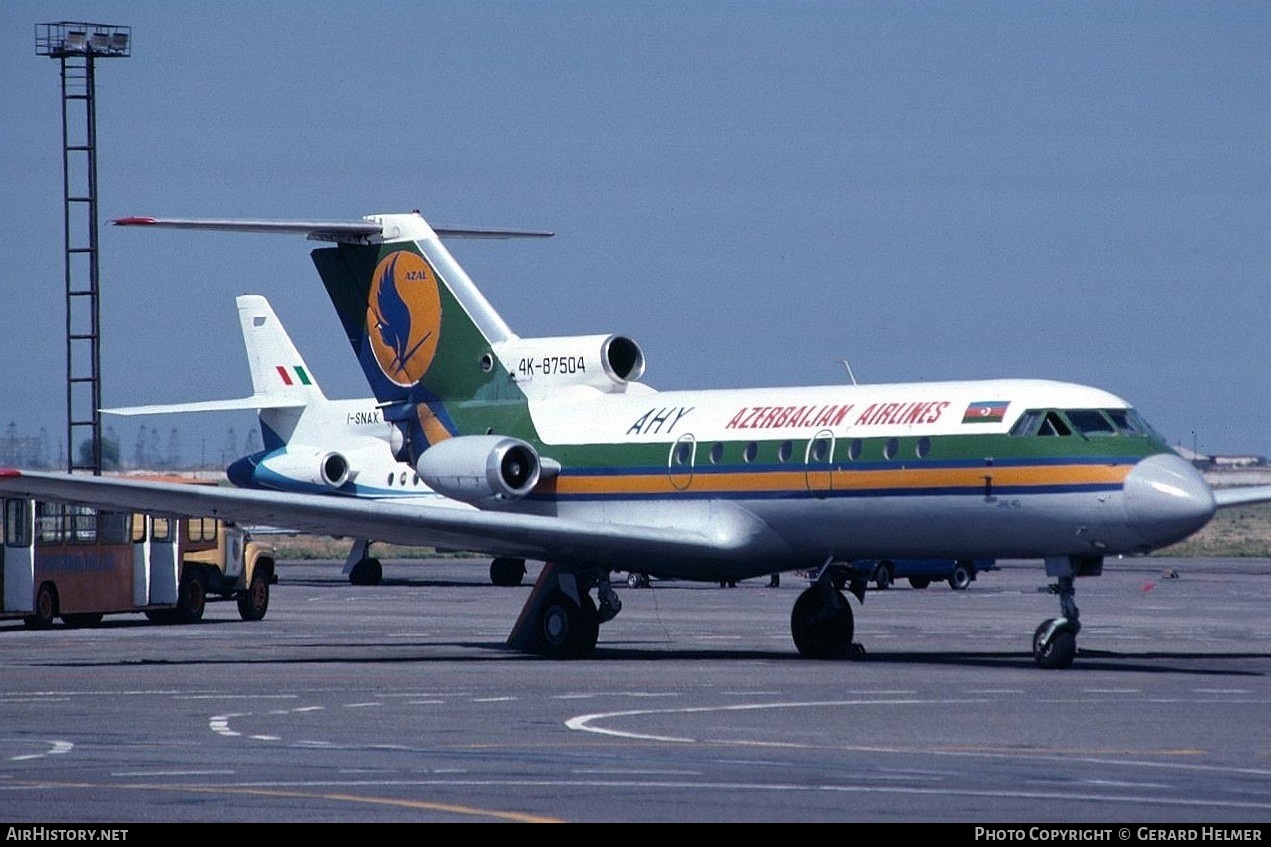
<box><xmin>1066</xmin><ymin>409</ymin><xmax>1117</xmax><ymax>436</ymax></box>
<box><xmin>1009</xmin><ymin>409</ymin><xmax>1072</xmax><ymax>437</ymax></box>
<box><xmin>1010</xmin><ymin>407</ymin><xmax>1156</xmax><ymax>439</ymax></box>
<box><xmin>1038</xmin><ymin>412</ymin><xmax>1071</xmax><ymax>436</ymax></box>
<box><xmin>1009</xmin><ymin>410</ymin><xmax>1044</xmax><ymax>437</ymax></box>
<box><xmin>1107</xmin><ymin>408</ymin><xmax>1146</xmax><ymax>436</ymax></box>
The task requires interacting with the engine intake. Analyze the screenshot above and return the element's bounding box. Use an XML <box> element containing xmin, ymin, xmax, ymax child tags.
<box><xmin>491</xmin><ymin>333</ymin><xmax>646</xmax><ymax>398</ymax></box>
<box><xmin>415</xmin><ymin>435</ymin><xmax>550</xmax><ymax>503</ymax></box>
<box><xmin>251</xmin><ymin>448</ymin><xmax>351</xmax><ymax>490</ymax></box>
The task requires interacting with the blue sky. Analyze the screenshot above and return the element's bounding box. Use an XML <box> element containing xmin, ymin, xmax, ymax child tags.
<box><xmin>2</xmin><ymin>1</ymin><xmax>1269</xmax><ymax>465</ymax></box>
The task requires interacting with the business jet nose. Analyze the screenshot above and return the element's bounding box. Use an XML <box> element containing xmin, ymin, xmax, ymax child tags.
<box><xmin>1122</xmin><ymin>452</ymin><xmax>1216</xmax><ymax>549</ymax></box>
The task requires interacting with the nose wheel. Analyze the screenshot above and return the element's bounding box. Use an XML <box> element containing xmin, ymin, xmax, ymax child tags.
<box><xmin>1033</xmin><ymin>573</ymin><xmax>1081</xmax><ymax>669</ymax></box>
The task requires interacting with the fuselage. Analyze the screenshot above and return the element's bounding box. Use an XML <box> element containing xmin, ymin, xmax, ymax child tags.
<box><xmin>446</xmin><ymin>377</ymin><xmax>1216</xmax><ymax>579</ymax></box>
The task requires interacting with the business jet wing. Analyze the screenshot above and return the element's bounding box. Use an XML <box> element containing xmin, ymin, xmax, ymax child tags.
<box><xmin>0</xmin><ymin>469</ymin><xmax>756</xmax><ymax>567</ymax></box>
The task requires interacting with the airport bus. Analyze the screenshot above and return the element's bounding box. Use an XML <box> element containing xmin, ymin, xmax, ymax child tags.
<box><xmin>0</xmin><ymin>496</ymin><xmax>276</xmax><ymax>629</ymax></box>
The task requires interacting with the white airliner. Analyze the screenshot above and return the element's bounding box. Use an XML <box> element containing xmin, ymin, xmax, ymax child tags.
<box><xmin>5</xmin><ymin>209</ymin><xmax>1270</xmax><ymax>667</ymax></box>
<box><xmin>101</xmin><ymin>293</ymin><xmax>527</xmax><ymax>587</ymax></box>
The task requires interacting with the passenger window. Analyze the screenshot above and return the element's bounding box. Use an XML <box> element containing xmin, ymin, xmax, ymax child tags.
<box><xmin>883</xmin><ymin>438</ymin><xmax>898</xmax><ymax>460</ymax></box>
<box><xmin>778</xmin><ymin>441</ymin><xmax>793</xmax><ymax>462</ymax></box>
<box><xmin>810</xmin><ymin>437</ymin><xmax>831</xmax><ymax>463</ymax></box>
<box><xmin>742</xmin><ymin>441</ymin><xmax>758</xmax><ymax>463</ymax></box>
<box><xmin>673</xmin><ymin>441</ymin><xmax>692</xmax><ymax>466</ymax></box>
<box><xmin>99</xmin><ymin>511</ymin><xmax>130</xmax><ymax>545</ymax></box>
<box><xmin>847</xmin><ymin>439</ymin><xmax>862</xmax><ymax>460</ymax></box>
<box><xmin>4</xmin><ymin>500</ymin><xmax>30</xmax><ymax>547</ymax></box>
<box><xmin>36</xmin><ymin>502</ymin><xmax>63</xmax><ymax>544</ymax></box>
<box><xmin>710</xmin><ymin>442</ymin><xmax>724</xmax><ymax>464</ymax></box>
<box><xmin>915</xmin><ymin>436</ymin><xmax>930</xmax><ymax>458</ymax></box>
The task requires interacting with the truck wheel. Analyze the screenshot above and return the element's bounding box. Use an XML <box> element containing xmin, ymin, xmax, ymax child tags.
<box><xmin>176</xmin><ymin>572</ymin><xmax>207</xmax><ymax>623</ymax></box>
<box><xmin>948</xmin><ymin>563</ymin><xmax>973</xmax><ymax>590</ymax></box>
<box><xmin>23</xmin><ymin>583</ymin><xmax>58</xmax><ymax>629</ymax></box>
<box><xmin>237</xmin><ymin>570</ymin><xmax>270</xmax><ymax>621</ymax></box>
<box><xmin>874</xmin><ymin>563</ymin><xmax>894</xmax><ymax>591</ymax></box>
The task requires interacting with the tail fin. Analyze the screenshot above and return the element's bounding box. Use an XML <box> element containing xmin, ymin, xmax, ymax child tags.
<box><xmin>310</xmin><ymin>213</ymin><xmax>522</xmax><ymax>407</ymax></box>
<box><xmin>112</xmin><ymin>211</ymin><xmax>555</xmax><ymax>462</ymax></box>
<box><xmin>236</xmin><ymin>294</ymin><xmax>327</xmax><ymax>404</ymax></box>
<box><xmin>103</xmin><ymin>295</ymin><xmax>326</xmax><ymax>452</ymax></box>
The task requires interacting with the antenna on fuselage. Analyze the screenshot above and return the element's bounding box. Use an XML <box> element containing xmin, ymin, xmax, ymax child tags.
<box><xmin>837</xmin><ymin>359</ymin><xmax>858</xmax><ymax>386</ymax></box>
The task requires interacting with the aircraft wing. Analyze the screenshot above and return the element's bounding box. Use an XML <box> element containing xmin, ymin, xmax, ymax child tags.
<box><xmin>0</xmin><ymin>469</ymin><xmax>755</xmax><ymax>567</ymax></box>
<box><xmin>1212</xmin><ymin>485</ymin><xmax>1271</xmax><ymax>508</ymax></box>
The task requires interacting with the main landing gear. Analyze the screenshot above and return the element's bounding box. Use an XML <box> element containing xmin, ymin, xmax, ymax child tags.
<box><xmin>343</xmin><ymin>540</ymin><xmax>528</xmax><ymax>587</ymax></box>
<box><xmin>507</xmin><ymin>563</ymin><xmax>620</xmax><ymax>659</ymax></box>
<box><xmin>790</xmin><ymin>564</ymin><xmax>866</xmax><ymax>659</ymax></box>
<box><xmin>345</xmin><ymin>539</ymin><xmax>383</xmax><ymax>586</ymax></box>
<box><xmin>1032</xmin><ymin>555</ymin><xmax>1101</xmax><ymax>669</ymax></box>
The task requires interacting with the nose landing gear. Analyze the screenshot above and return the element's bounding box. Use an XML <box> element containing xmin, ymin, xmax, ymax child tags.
<box><xmin>1033</xmin><ymin>557</ymin><xmax>1099</xmax><ymax>669</ymax></box>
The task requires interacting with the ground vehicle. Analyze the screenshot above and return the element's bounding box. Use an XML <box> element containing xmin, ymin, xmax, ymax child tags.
<box><xmin>1</xmin><ymin>497</ymin><xmax>276</xmax><ymax>628</ymax></box>
<box><xmin>803</xmin><ymin>558</ymin><xmax>996</xmax><ymax>592</ymax></box>
<box><xmin>857</xmin><ymin>558</ymin><xmax>995</xmax><ymax>591</ymax></box>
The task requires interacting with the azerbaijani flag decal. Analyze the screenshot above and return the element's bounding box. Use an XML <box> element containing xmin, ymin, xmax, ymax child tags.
<box><xmin>962</xmin><ymin>400</ymin><xmax>1008</xmax><ymax>424</ymax></box>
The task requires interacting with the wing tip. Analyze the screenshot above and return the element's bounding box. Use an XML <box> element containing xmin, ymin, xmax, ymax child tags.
<box><xmin>112</xmin><ymin>216</ymin><xmax>156</xmax><ymax>226</ymax></box>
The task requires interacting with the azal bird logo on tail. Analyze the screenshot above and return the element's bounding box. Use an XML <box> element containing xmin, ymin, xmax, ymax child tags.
<box><xmin>366</xmin><ymin>251</ymin><xmax>442</xmax><ymax>387</ymax></box>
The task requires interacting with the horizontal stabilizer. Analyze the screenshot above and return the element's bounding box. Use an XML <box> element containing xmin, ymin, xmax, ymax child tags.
<box><xmin>103</xmin><ymin>395</ymin><xmax>305</xmax><ymax>416</ymax></box>
<box><xmin>113</xmin><ymin>216</ymin><xmax>553</xmax><ymax>242</ymax></box>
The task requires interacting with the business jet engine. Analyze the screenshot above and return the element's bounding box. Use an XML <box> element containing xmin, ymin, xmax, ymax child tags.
<box><xmin>415</xmin><ymin>435</ymin><xmax>558</xmax><ymax>503</ymax></box>
<box><xmin>249</xmin><ymin>448</ymin><xmax>353</xmax><ymax>490</ymax></box>
<box><xmin>490</xmin><ymin>333</ymin><xmax>647</xmax><ymax>399</ymax></box>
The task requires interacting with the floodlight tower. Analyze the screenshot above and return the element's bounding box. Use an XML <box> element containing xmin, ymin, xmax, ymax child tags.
<box><xmin>35</xmin><ymin>22</ymin><xmax>131</xmax><ymax>475</ymax></box>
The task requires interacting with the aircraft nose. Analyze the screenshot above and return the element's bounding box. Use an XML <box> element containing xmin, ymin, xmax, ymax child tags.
<box><xmin>1121</xmin><ymin>452</ymin><xmax>1216</xmax><ymax>549</ymax></box>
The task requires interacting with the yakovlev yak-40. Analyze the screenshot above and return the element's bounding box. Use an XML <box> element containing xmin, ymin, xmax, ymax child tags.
<box><xmin>4</xmin><ymin>209</ymin><xmax>1270</xmax><ymax>667</ymax></box>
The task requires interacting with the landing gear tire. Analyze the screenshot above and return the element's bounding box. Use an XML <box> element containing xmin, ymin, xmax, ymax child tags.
<box><xmin>791</xmin><ymin>584</ymin><xmax>856</xmax><ymax>659</ymax></box>
<box><xmin>175</xmin><ymin>571</ymin><xmax>206</xmax><ymax>624</ymax></box>
<box><xmin>627</xmin><ymin>572</ymin><xmax>651</xmax><ymax>589</ymax></box>
<box><xmin>237</xmin><ymin>570</ymin><xmax>271</xmax><ymax>621</ymax></box>
<box><xmin>1033</xmin><ymin>619</ymin><xmax>1077</xmax><ymax>669</ymax></box>
<box><xmin>23</xmin><ymin>583</ymin><xmax>58</xmax><ymax>629</ymax></box>
<box><xmin>349</xmin><ymin>557</ymin><xmax>383</xmax><ymax>586</ymax></box>
<box><xmin>490</xmin><ymin>557</ymin><xmax>527</xmax><ymax>587</ymax></box>
<box><xmin>537</xmin><ymin>590</ymin><xmax>599</xmax><ymax>659</ymax></box>
<box><xmin>874</xmin><ymin>563</ymin><xmax>894</xmax><ymax>591</ymax></box>
<box><xmin>948</xmin><ymin>563</ymin><xmax>973</xmax><ymax>591</ymax></box>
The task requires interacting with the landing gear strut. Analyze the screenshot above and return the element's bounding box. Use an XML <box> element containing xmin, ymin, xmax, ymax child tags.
<box><xmin>508</xmin><ymin>563</ymin><xmax>618</xmax><ymax>659</ymax></box>
<box><xmin>1032</xmin><ymin>555</ymin><xmax>1100</xmax><ymax>669</ymax></box>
